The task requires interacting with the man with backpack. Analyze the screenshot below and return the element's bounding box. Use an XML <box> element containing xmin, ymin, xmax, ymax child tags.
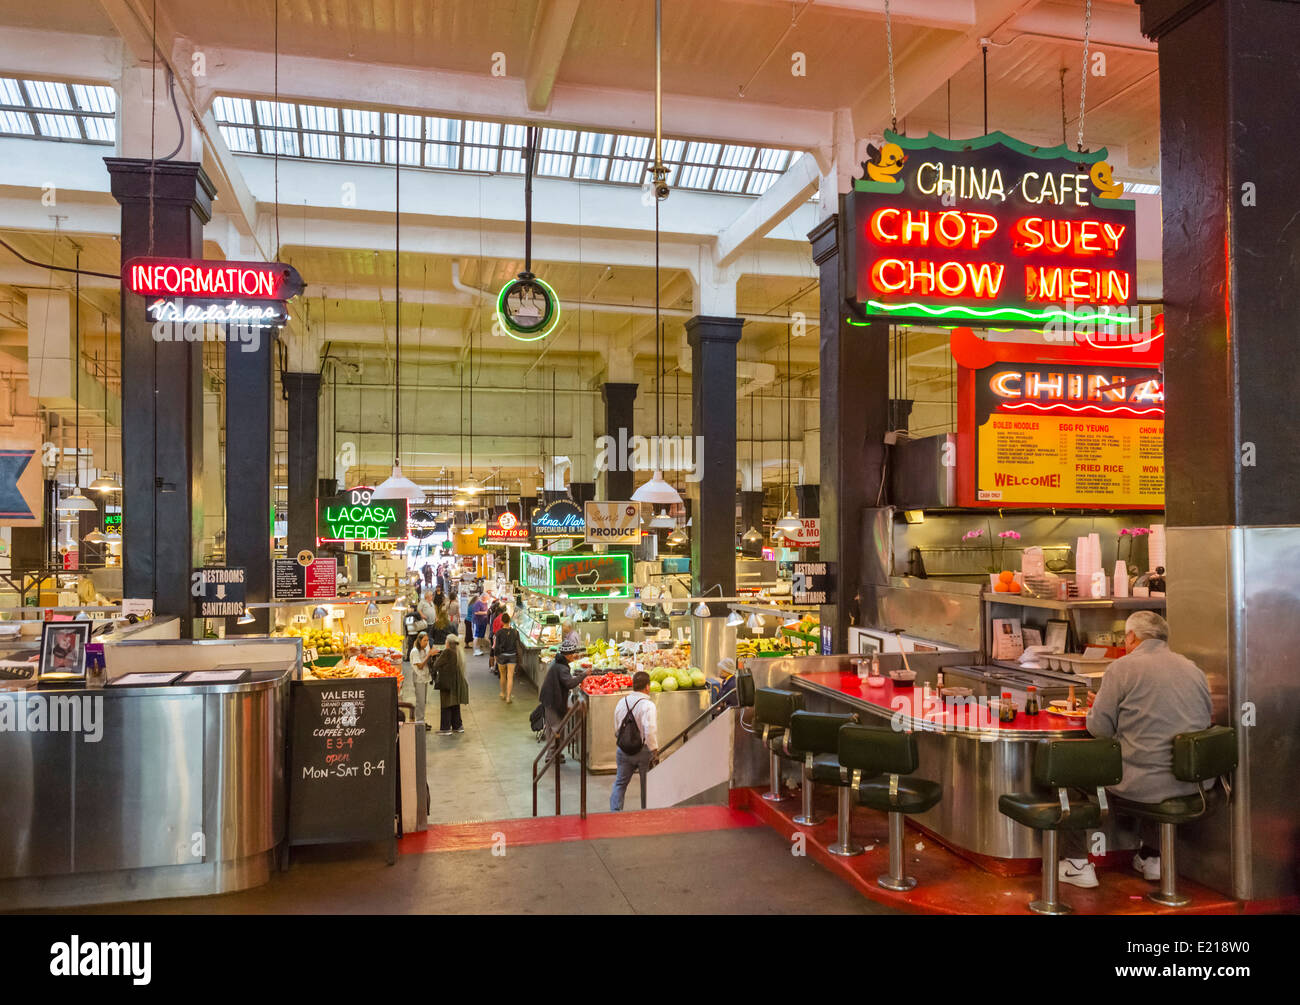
<box><xmin>610</xmin><ymin>670</ymin><xmax>659</xmax><ymax>812</ymax></box>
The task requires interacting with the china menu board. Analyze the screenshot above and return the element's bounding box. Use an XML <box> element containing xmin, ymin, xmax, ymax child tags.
<box><xmin>287</xmin><ymin>676</ymin><xmax>397</xmax><ymax>860</ymax></box>
<box><xmin>955</xmin><ymin>334</ymin><xmax>1164</xmax><ymax>510</ymax></box>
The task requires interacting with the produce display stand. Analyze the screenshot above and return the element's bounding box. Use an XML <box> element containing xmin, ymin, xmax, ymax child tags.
<box><xmin>580</xmin><ymin>686</ymin><xmax>710</xmax><ymax>773</ymax></box>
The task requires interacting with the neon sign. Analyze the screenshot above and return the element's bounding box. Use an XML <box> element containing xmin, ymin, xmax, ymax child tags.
<box><xmin>484</xmin><ymin>510</ymin><xmax>531</xmax><ymax>545</ymax></box>
<box><xmin>316</xmin><ymin>487</ymin><xmax>409</xmax><ymax>544</ymax></box>
<box><xmin>496</xmin><ymin>274</ymin><xmax>560</xmax><ymax>342</ymax></box>
<box><xmin>849</xmin><ymin>131</ymin><xmax>1137</xmax><ymax>328</ymax></box>
<box><xmin>531</xmin><ymin>499</ymin><xmax>585</xmax><ymax>537</ymax></box>
<box><xmin>123</xmin><ymin>257</ymin><xmax>304</xmax><ymax>328</ymax></box>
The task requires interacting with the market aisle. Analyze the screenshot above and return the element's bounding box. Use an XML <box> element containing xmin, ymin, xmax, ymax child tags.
<box><xmin>38</xmin><ymin>821</ymin><xmax>891</xmax><ymax>915</ymax></box>
<box><xmin>406</xmin><ymin>648</ymin><xmax>621</xmax><ymax>823</ymax></box>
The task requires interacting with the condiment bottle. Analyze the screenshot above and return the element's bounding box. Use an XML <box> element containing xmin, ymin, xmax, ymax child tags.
<box><xmin>1024</xmin><ymin>685</ymin><xmax>1040</xmax><ymax>716</ymax></box>
<box><xmin>999</xmin><ymin>691</ymin><xmax>1017</xmax><ymax>723</ymax></box>
<box><xmin>1067</xmin><ymin>685</ymin><xmax>1077</xmax><ymax>711</ymax></box>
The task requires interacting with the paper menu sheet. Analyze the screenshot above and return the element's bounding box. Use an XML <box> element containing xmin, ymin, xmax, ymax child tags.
<box><xmin>991</xmin><ymin>618</ymin><xmax>1025</xmax><ymax>660</ymax></box>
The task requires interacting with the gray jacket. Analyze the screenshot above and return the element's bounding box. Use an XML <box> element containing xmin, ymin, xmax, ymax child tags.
<box><xmin>1086</xmin><ymin>638</ymin><xmax>1212</xmax><ymax>803</ymax></box>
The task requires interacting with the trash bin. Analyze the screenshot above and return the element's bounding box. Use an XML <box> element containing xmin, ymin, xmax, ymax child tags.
<box><xmin>397</xmin><ymin>702</ymin><xmax>428</xmax><ymax>833</ymax></box>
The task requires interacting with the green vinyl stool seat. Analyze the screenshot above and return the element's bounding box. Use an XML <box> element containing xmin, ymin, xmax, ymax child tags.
<box><xmin>752</xmin><ymin>688</ymin><xmax>803</xmax><ymax>803</ymax></box>
<box><xmin>840</xmin><ymin>724</ymin><xmax>942</xmax><ymax>888</ymax></box>
<box><xmin>997</xmin><ymin>737</ymin><xmax>1122</xmax><ymax>915</ymax></box>
<box><xmin>1110</xmin><ymin>725</ymin><xmax>1237</xmax><ymax>907</ymax></box>
<box><xmin>785</xmin><ymin>710</ymin><xmax>856</xmax><ymax>829</ymax></box>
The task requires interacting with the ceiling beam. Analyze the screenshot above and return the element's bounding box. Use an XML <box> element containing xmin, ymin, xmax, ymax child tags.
<box><xmin>715</xmin><ymin>153</ymin><xmax>821</xmax><ymax>269</ymax></box>
<box><xmin>526</xmin><ymin>0</ymin><xmax>583</xmax><ymax>112</ymax></box>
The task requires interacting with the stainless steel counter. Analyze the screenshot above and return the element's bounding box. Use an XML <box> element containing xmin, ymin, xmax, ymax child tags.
<box><xmin>582</xmin><ymin>688</ymin><xmax>709</xmax><ymax>773</ymax></box>
<box><xmin>0</xmin><ymin>656</ymin><xmax>292</xmax><ymax>910</ymax></box>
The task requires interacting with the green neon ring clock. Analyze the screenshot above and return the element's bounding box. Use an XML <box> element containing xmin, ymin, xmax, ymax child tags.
<box><xmin>497</xmin><ymin>273</ymin><xmax>560</xmax><ymax>342</ymax></box>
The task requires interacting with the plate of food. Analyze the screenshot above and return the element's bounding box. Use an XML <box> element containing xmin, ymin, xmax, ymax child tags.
<box><xmin>1044</xmin><ymin>705</ymin><xmax>1089</xmax><ymax>719</ymax></box>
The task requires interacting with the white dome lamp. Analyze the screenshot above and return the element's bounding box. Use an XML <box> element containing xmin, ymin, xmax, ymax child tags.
<box><xmin>632</xmin><ymin>470</ymin><xmax>682</xmax><ymax>506</ymax></box>
<box><xmin>649</xmin><ymin>509</ymin><xmax>676</xmax><ymax>530</ymax></box>
<box><xmin>741</xmin><ymin>526</ymin><xmax>764</xmax><ymax>548</ymax></box>
<box><xmin>774</xmin><ymin>512</ymin><xmax>802</xmax><ymax>534</ymax></box>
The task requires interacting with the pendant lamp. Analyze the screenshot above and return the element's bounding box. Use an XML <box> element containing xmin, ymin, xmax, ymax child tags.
<box><xmin>649</xmin><ymin>509</ymin><xmax>676</xmax><ymax>529</ymax></box>
<box><xmin>633</xmin><ymin>471</ymin><xmax>682</xmax><ymax>505</ymax></box>
<box><xmin>89</xmin><ymin>338</ymin><xmax>122</xmax><ymax>494</ymax></box>
<box><xmin>775</xmin><ymin>512</ymin><xmax>801</xmax><ymax>533</ymax></box>
<box><xmin>725</xmin><ymin>609</ymin><xmax>745</xmax><ymax>628</ymax></box>
<box><xmin>60</xmin><ymin>252</ymin><xmax>98</xmax><ymax>513</ymax></box>
<box><xmin>741</xmin><ymin>526</ymin><xmax>764</xmax><ymax>547</ymax></box>
<box><xmin>373</xmin><ymin>138</ymin><xmax>424</xmax><ymax>502</ymax></box>
<box><xmin>83</xmin><ymin>528</ymin><xmax>107</xmax><ymax>544</ymax></box>
<box><xmin>666</xmin><ymin>527</ymin><xmax>687</xmax><ymax>548</ymax></box>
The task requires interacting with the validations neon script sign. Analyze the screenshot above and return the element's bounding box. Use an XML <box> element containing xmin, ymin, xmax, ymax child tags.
<box><xmin>848</xmin><ymin>131</ymin><xmax>1137</xmax><ymax>329</ymax></box>
<box><xmin>123</xmin><ymin>258</ymin><xmax>305</xmax><ymax>328</ymax></box>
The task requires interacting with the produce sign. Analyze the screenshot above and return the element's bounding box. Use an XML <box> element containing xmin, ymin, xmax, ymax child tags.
<box><xmin>317</xmin><ymin>487</ymin><xmax>408</xmax><ymax>544</ymax></box>
<box><xmin>273</xmin><ymin>556</ymin><xmax>337</xmax><ymax>601</ymax></box>
<box><xmin>484</xmin><ymin>510</ymin><xmax>530</xmax><ymax>546</ymax></box>
<box><xmin>531</xmin><ymin>498</ymin><xmax>585</xmax><ymax>537</ymax></box>
<box><xmin>584</xmin><ymin>501</ymin><xmax>641</xmax><ymax>545</ymax></box>
<box><xmin>955</xmin><ymin>333</ymin><xmax>1164</xmax><ymax>509</ymax></box>
<box><xmin>287</xmin><ymin>676</ymin><xmax>397</xmax><ymax>859</ymax></box>
<box><xmin>123</xmin><ymin>257</ymin><xmax>304</xmax><ymax>328</ymax></box>
<box><xmin>847</xmin><ymin>131</ymin><xmax>1137</xmax><ymax>329</ymax></box>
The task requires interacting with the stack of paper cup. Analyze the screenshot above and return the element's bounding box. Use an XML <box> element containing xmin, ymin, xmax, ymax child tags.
<box><xmin>1076</xmin><ymin>535</ymin><xmax>1092</xmax><ymax>595</ymax></box>
<box><xmin>1148</xmin><ymin>524</ymin><xmax>1166</xmax><ymax>572</ymax></box>
<box><xmin>1114</xmin><ymin>560</ymin><xmax>1129</xmax><ymax>597</ymax></box>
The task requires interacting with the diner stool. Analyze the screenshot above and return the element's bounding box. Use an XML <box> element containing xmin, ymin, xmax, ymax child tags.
<box><xmin>840</xmin><ymin>724</ymin><xmax>942</xmax><ymax>888</ymax></box>
<box><xmin>1111</xmin><ymin>725</ymin><xmax>1237</xmax><ymax>907</ymax></box>
<box><xmin>998</xmin><ymin>738</ymin><xmax>1123</xmax><ymax>915</ymax></box>
<box><xmin>753</xmin><ymin>688</ymin><xmax>803</xmax><ymax>803</ymax></box>
<box><xmin>787</xmin><ymin>710</ymin><xmax>857</xmax><ymax>830</ymax></box>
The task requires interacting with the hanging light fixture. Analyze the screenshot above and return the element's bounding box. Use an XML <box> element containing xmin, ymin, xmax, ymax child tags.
<box><xmin>649</xmin><ymin>509</ymin><xmax>676</xmax><ymax>529</ymax></box>
<box><xmin>632</xmin><ymin>470</ymin><xmax>682</xmax><ymax>505</ymax></box>
<box><xmin>747</xmin><ymin>612</ymin><xmax>765</xmax><ymax>632</ymax></box>
<box><xmin>775</xmin><ymin>512</ymin><xmax>801</xmax><ymax>533</ymax></box>
<box><xmin>83</xmin><ymin>528</ymin><xmax>107</xmax><ymax>545</ymax></box>
<box><xmin>625</xmin><ymin>601</ymin><xmax>642</xmax><ymax>618</ymax></box>
<box><xmin>59</xmin><ymin>249</ymin><xmax>98</xmax><ymax>513</ymax></box>
<box><xmin>89</xmin><ymin>336</ymin><xmax>121</xmax><ymax>494</ymax></box>
<box><xmin>741</xmin><ymin>526</ymin><xmax>764</xmax><ymax>548</ymax></box>
<box><xmin>726</xmin><ymin>609</ymin><xmax>745</xmax><ymax>628</ymax></box>
<box><xmin>693</xmin><ymin>584</ymin><xmax>723</xmax><ymax>618</ymax></box>
<box><xmin>373</xmin><ymin>138</ymin><xmax>424</xmax><ymax>502</ymax></box>
<box><xmin>666</xmin><ymin>527</ymin><xmax>687</xmax><ymax>548</ymax></box>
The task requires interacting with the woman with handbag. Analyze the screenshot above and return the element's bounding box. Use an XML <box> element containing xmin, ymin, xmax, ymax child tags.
<box><xmin>432</xmin><ymin>634</ymin><xmax>469</xmax><ymax>735</ymax></box>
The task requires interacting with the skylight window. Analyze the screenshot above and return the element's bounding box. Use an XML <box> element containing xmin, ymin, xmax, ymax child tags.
<box><xmin>0</xmin><ymin>77</ymin><xmax>115</xmax><ymax>143</ymax></box>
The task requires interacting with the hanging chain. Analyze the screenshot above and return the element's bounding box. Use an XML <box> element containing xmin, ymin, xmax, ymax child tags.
<box><xmin>884</xmin><ymin>0</ymin><xmax>897</xmax><ymax>132</ymax></box>
<box><xmin>1077</xmin><ymin>0</ymin><xmax>1092</xmax><ymax>151</ymax></box>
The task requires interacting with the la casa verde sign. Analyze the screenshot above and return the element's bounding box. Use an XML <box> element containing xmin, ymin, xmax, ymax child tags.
<box><xmin>317</xmin><ymin>487</ymin><xmax>409</xmax><ymax>544</ymax></box>
<box><xmin>847</xmin><ymin>131</ymin><xmax>1137</xmax><ymax>330</ymax></box>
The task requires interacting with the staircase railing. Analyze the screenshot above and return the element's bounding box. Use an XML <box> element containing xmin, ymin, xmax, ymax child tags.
<box><xmin>531</xmin><ymin>698</ymin><xmax>588</xmax><ymax>818</ymax></box>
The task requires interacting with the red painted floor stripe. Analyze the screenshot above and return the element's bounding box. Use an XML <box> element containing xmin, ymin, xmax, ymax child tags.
<box><xmin>399</xmin><ymin>805</ymin><xmax>762</xmax><ymax>855</ymax></box>
<box><xmin>738</xmin><ymin>788</ymin><xmax>1255</xmax><ymax>916</ymax></box>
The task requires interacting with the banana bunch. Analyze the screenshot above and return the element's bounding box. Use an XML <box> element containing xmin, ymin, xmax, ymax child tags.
<box><xmin>736</xmin><ymin>639</ymin><xmax>762</xmax><ymax>659</ymax></box>
<box><xmin>306</xmin><ymin>663</ymin><xmax>359</xmax><ymax>679</ymax></box>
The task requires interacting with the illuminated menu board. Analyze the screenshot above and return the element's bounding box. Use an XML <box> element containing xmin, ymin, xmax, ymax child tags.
<box><xmin>847</xmin><ymin>131</ymin><xmax>1137</xmax><ymax>330</ymax></box>
<box><xmin>956</xmin><ymin>337</ymin><xmax>1164</xmax><ymax>510</ymax></box>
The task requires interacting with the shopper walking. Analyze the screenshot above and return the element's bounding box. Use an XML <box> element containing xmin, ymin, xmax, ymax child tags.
<box><xmin>470</xmin><ymin>593</ymin><xmax>491</xmax><ymax>655</ymax></box>
<box><xmin>493</xmin><ymin>612</ymin><xmax>521</xmax><ymax>703</ymax></box>
<box><xmin>402</xmin><ymin>582</ymin><xmax>427</xmax><ymax>659</ymax></box>
<box><xmin>432</xmin><ymin>634</ymin><xmax>469</xmax><ymax>734</ymax></box>
<box><xmin>429</xmin><ymin>597</ymin><xmax>451</xmax><ymax>644</ymax></box>
<box><xmin>610</xmin><ymin>670</ymin><xmax>658</xmax><ymax>811</ymax></box>
<box><xmin>409</xmin><ymin>631</ymin><xmax>435</xmax><ymax>732</ymax></box>
<box><xmin>538</xmin><ymin>639</ymin><xmax>587</xmax><ymax>759</ymax></box>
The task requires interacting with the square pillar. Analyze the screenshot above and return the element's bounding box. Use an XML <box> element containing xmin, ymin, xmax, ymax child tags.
<box><xmin>686</xmin><ymin>315</ymin><xmax>742</xmax><ymax>612</ymax></box>
<box><xmin>105</xmin><ymin>158</ymin><xmax>213</xmax><ymax>632</ymax></box>
<box><xmin>601</xmin><ymin>382</ymin><xmax>638</xmax><ymax>501</ymax></box>
<box><xmin>810</xmin><ymin>213</ymin><xmax>889</xmax><ymax>650</ymax></box>
<box><xmin>226</xmin><ymin>335</ymin><xmax>275</xmax><ymax>635</ymax></box>
<box><xmin>284</xmin><ymin>372</ymin><xmax>321</xmax><ymax>557</ymax></box>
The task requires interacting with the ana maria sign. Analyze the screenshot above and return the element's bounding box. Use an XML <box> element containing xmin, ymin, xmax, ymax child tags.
<box><xmin>848</xmin><ymin>131</ymin><xmax>1137</xmax><ymax>330</ymax></box>
<box><xmin>531</xmin><ymin>499</ymin><xmax>585</xmax><ymax>538</ymax></box>
<box><xmin>317</xmin><ymin>487</ymin><xmax>409</xmax><ymax>544</ymax></box>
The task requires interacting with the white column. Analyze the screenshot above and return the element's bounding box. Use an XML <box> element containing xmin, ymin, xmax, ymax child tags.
<box><xmin>117</xmin><ymin>64</ymin><xmax>198</xmax><ymax>161</ymax></box>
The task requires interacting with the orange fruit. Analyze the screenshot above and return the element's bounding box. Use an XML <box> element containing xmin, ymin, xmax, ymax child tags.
<box><xmin>993</xmin><ymin>582</ymin><xmax>1010</xmax><ymax>592</ymax></box>
<box><xmin>1008</xmin><ymin>581</ymin><xmax>1022</xmax><ymax>593</ymax></box>
<box><xmin>998</xmin><ymin>570</ymin><xmax>1015</xmax><ymax>584</ymax></box>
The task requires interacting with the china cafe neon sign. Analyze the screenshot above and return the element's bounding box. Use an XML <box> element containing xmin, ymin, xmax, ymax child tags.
<box><xmin>849</xmin><ymin>131</ymin><xmax>1137</xmax><ymax>328</ymax></box>
<box><xmin>988</xmin><ymin>365</ymin><xmax>1164</xmax><ymax>417</ymax></box>
<box><xmin>122</xmin><ymin>257</ymin><xmax>305</xmax><ymax>328</ymax></box>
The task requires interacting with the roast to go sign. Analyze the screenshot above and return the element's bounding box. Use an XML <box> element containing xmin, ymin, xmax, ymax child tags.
<box><xmin>792</xmin><ymin>562</ymin><xmax>836</xmax><ymax>606</ymax></box>
<box><xmin>318</xmin><ymin>487</ymin><xmax>409</xmax><ymax>543</ymax></box>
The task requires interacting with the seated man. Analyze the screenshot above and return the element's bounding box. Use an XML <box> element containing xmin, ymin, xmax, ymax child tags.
<box><xmin>1060</xmin><ymin>610</ymin><xmax>1212</xmax><ymax>889</ymax></box>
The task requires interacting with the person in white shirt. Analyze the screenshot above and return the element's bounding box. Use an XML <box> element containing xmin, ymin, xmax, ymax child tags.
<box><xmin>610</xmin><ymin>670</ymin><xmax>659</xmax><ymax>812</ymax></box>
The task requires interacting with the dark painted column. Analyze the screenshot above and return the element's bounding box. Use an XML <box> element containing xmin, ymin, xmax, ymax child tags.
<box><xmin>686</xmin><ymin>316</ymin><xmax>742</xmax><ymax>612</ymax></box>
<box><xmin>106</xmin><ymin>158</ymin><xmax>211</xmax><ymax>633</ymax></box>
<box><xmin>1139</xmin><ymin>0</ymin><xmax>1300</xmax><ymax>903</ymax></box>
<box><xmin>810</xmin><ymin>213</ymin><xmax>888</xmax><ymax>650</ymax></box>
<box><xmin>284</xmin><ymin>372</ymin><xmax>321</xmax><ymax>557</ymax></box>
<box><xmin>568</xmin><ymin>482</ymin><xmax>595</xmax><ymax>505</ymax></box>
<box><xmin>601</xmin><ymin>382</ymin><xmax>637</xmax><ymax>500</ymax></box>
<box><xmin>225</xmin><ymin>334</ymin><xmax>274</xmax><ymax>634</ymax></box>
<box><xmin>796</xmin><ymin>484</ymin><xmax>820</xmax><ymax>518</ymax></box>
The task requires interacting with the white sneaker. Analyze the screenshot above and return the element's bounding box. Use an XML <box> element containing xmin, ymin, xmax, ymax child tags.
<box><xmin>1059</xmin><ymin>858</ymin><xmax>1099</xmax><ymax>889</ymax></box>
<box><xmin>1133</xmin><ymin>851</ymin><xmax>1161</xmax><ymax>881</ymax></box>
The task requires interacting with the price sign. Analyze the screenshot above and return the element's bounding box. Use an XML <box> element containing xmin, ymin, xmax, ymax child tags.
<box><xmin>303</xmin><ymin>647</ymin><xmax>318</xmax><ymax>663</ymax></box>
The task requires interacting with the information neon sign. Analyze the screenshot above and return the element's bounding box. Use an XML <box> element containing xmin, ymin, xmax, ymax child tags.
<box><xmin>122</xmin><ymin>257</ymin><xmax>305</xmax><ymax>329</ymax></box>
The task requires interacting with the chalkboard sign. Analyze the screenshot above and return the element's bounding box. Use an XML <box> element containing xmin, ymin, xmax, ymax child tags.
<box><xmin>287</xmin><ymin>676</ymin><xmax>397</xmax><ymax>863</ymax></box>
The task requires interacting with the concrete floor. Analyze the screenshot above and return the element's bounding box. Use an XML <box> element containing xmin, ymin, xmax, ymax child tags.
<box><xmin>55</xmin><ymin>827</ymin><xmax>892</xmax><ymax>915</ymax></box>
<box><xmin>407</xmin><ymin>648</ymin><xmax>622</xmax><ymax>821</ymax></box>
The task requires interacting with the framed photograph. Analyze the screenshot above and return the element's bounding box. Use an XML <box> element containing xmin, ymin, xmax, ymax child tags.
<box><xmin>37</xmin><ymin>622</ymin><xmax>90</xmax><ymax>685</ymax></box>
<box><xmin>991</xmin><ymin>618</ymin><xmax>1024</xmax><ymax>661</ymax></box>
<box><xmin>1045</xmin><ymin>619</ymin><xmax>1070</xmax><ymax>653</ymax></box>
<box><xmin>857</xmin><ymin>633</ymin><xmax>882</xmax><ymax>655</ymax></box>
<box><xmin>1021</xmin><ymin>628</ymin><xmax>1043</xmax><ymax>649</ymax></box>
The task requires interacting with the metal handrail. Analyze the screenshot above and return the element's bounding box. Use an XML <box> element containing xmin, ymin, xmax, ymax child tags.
<box><xmin>531</xmin><ymin>698</ymin><xmax>588</xmax><ymax>818</ymax></box>
<box><xmin>651</xmin><ymin>689</ymin><xmax>738</xmax><ymax>765</ymax></box>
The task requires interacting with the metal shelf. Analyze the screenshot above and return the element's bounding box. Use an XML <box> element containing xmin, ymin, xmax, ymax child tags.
<box><xmin>982</xmin><ymin>593</ymin><xmax>1166</xmax><ymax>611</ymax></box>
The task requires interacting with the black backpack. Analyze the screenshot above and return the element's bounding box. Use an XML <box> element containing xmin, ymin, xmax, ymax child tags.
<box><xmin>616</xmin><ymin>697</ymin><xmax>648</xmax><ymax>755</ymax></box>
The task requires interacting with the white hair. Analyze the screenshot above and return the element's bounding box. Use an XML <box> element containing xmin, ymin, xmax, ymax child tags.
<box><xmin>1125</xmin><ymin>610</ymin><xmax>1169</xmax><ymax>642</ymax></box>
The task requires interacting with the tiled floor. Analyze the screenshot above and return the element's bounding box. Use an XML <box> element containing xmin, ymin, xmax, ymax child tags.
<box><xmin>406</xmin><ymin>649</ymin><xmax>622</xmax><ymax>822</ymax></box>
